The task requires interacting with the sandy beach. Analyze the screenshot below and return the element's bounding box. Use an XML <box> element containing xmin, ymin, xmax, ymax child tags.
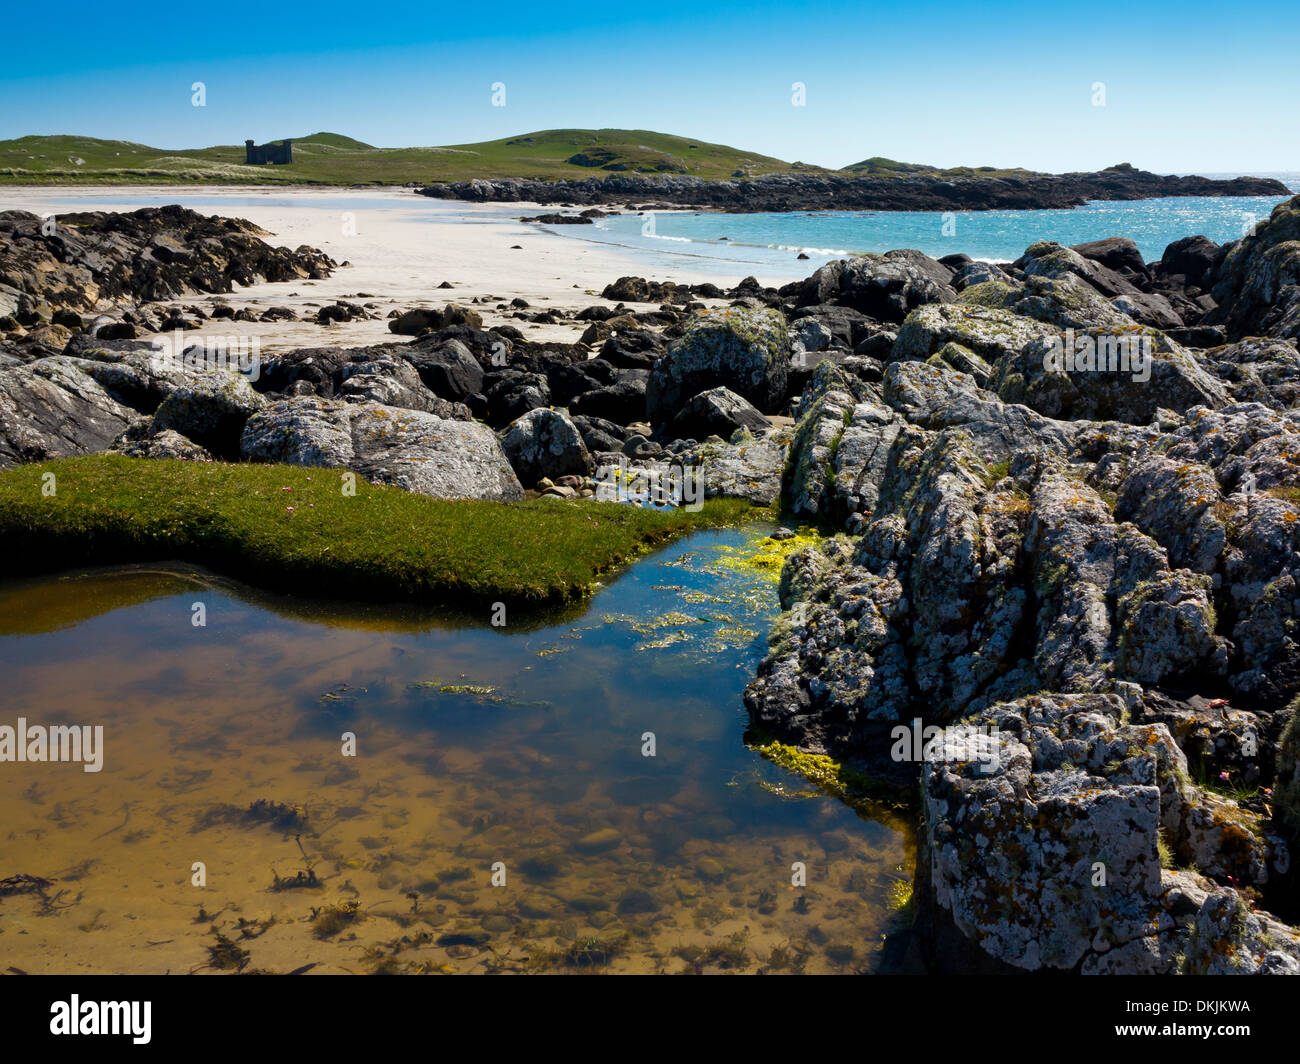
<box><xmin>0</xmin><ymin>186</ymin><xmax>789</xmax><ymax>352</ymax></box>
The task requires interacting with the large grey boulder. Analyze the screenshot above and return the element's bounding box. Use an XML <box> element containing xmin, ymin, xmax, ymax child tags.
<box><xmin>920</xmin><ymin>692</ymin><xmax>1292</xmax><ymax>973</ymax></box>
<box><xmin>684</xmin><ymin>427</ymin><xmax>789</xmax><ymax>506</ymax></box>
<box><xmin>500</xmin><ymin>407</ymin><xmax>590</xmax><ymax>486</ymax></box>
<box><xmin>0</xmin><ymin>356</ymin><xmax>135</xmax><ymax>467</ymax></box>
<box><xmin>60</xmin><ymin>344</ymin><xmax>237</xmax><ymax>415</ymax></box>
<box><xmin>646</xmin><ymin>306</ymin><xmax>789</xmax><ymax>426</ymax></box>
<box><xmin>798</xmin><ymin>250</ymin><xmax>956</xmax><ymax>322</ymax></box>
<box><xmin>149</xmin><ymin>370</ymin><xmax>267</xmax><ymax>457</ymax></box>
<box><xmin>108</xmin><ymin>425</ymin><xmax>213</xmax><ymax>461</ymax></box>
<box><xmin>1202</xmin><ymin>337</ymin><xmax>1300</xmax><ymax>410</ymax></box>
<box><xmin>240</xmin><ymin>396</ymin><xmax>523</xmax><ymax>501</ymax></box>
<box><xmin>1019</xmin><ymin>239</ymin><xmax>1182</xmax><ymax>328</ymax></box>
<box><xmin>893</xmin><ymin>301</ymin><xmax>1058</xmax><ymax>365</ymax></box>
<box><xmin>337</xmin><ymin>353</ymin><xmax>470</xmax><ymax>418</ymax></box>
<box><xmin>993</xmin><ymin>326</ymin><xmax>1230</xmax><ymax>424</ymax></box>
<box><xmin>961</xmin><ymin>274</ymin><xmax>1138</xmax><ymax>331</ymax></box>
<box><xmin>1204</xmin><ymin>195</ymin><xmax>1300</xmax><ymax>342</ymax></box>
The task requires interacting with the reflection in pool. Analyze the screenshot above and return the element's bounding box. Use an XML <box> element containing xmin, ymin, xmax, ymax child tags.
<box><xmin>0</xmin><ymin>526</ymin><xmax>913</xmax><ymax>974</ymax></box>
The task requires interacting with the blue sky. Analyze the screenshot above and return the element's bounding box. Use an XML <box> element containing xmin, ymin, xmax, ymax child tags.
<box><xmin>2</xmin><ymin>0</ymin><xmax>1296</xmax><ymax>173</ymax></box>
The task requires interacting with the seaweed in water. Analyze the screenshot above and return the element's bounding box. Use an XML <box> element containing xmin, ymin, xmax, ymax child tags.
<box><xmin>271</xmin><ymin>835</ymin><xmax>322</xmax><ymax>891</ymax></box>
<box><xmin>205</xmin><ymin>932</ymin><xmax>251</xmax><ymax>972</ymax></box>
<box><xmin>194</xmin><ymin>798</ymin><xmax>310</xmax><ymax>833</ymax></box>
<box><xmin>0</xmin><ymin>873</ymin><xmax>54</xmax><ymax>896</ymax></box>
<box><xmin>310</xmin><ymin>900</ymin><xmax>363</xmax><ymax>939</ymax></box>
<box><xmin>526</xmin><ymin>932</ymin><xmax>629</xmax><ymax>971</ymax></box>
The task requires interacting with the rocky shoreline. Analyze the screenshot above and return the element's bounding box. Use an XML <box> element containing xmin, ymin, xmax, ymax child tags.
<box><xmin>3</xmin><ymin>195</ymin><xmax>1300</xmax><ymax>973</ymax></box>
<box><xmin>416</xmin><ymin>163</ymin><xmax>1292</xmax><ymax>213</ymax></box>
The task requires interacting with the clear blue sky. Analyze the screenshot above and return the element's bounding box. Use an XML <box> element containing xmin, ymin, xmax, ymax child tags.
<box><xmin>2</xmin><ymin>0</ymin><xmax>1296</xmax><ymax>173</ymax></box>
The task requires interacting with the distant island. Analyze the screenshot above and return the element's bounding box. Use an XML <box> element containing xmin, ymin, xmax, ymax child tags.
<box><xmin>0</xmin><ymin>129</ymin><xmax>1290</xmax><ymax>212</ymax></box>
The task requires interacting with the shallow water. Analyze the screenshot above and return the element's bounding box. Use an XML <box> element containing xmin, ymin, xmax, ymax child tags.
<box><xmin>575</xmin><ymin>194</ymin><xmax>1297</xmax><ymax>268</ymax></box>
<box><xmin>0</xmin><ymin>526</ymin><xmax>912</xmax><ymax>974</ymax></box>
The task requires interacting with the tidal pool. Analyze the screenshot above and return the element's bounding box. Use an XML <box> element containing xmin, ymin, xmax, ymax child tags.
<box><xmin>0</xmin><ymin>526</ymin><xmax>913</xmax><ymax>974</ymax></box>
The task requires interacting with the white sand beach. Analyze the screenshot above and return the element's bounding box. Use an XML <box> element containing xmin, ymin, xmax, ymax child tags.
<box><xmin>0</xmin><ymin>186</ymin><xmax>787</xmax><ymax>352</ymax></box>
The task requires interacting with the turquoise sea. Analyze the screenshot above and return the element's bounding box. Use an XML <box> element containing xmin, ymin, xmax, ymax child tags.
<box><xmin>548</xmin><ymin>185</ymin><xmax>1299</xmax><ymax>277</ymax></box>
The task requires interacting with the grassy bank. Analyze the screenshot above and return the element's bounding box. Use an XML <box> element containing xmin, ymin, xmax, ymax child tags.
<box><xmin>0</xmin><ymin>456</ymin><xmax>758</xmax><ymax>611</ymax></box>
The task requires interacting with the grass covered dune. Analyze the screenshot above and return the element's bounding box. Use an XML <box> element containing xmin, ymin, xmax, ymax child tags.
<box><xmin>0</xmin><ymin>457</ymin><xmax>757</xmax><ymax>612</ymax></box>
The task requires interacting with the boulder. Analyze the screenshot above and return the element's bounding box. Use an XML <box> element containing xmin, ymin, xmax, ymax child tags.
<box><xmin>646</xmin><ymin>306</ymin><xmax>789</xmax><ymax>426</ymax></box>
<box><xmin>665</xmin><ymin>386</ymin><xmax>771</xmax><ymax>441</ymax></box>
<box><xmin>1159</xmin><ymin>235</ymin><xmax>1220</xmax><ymax>289</ymax></box>
<box><xmin>404</xmin><ymin>339</ymin><xmax>484</xmax><ymax>402</ymax></box>
<box><xmin>1070</xmin><ymin>236</ymin><xmax>1148</xmax><ymax>278</ymax></box>
<box><xmin>240</xmin><ymin>397</ymin><xmax>524</xmax><ymax>500</ymax></box>
<box><xmin>387</xmin><ymin>302</ymin><xmax>483</xmax><ymax>335</ymax></box>
<box><xmin>893</xmin><ymin>301</ymin><xmax>1058</xmax><ymax>365</ymax></box>
<box><xmin>482</xmin><ymin>370</ymin><xmax>551</xmax><ymax>427</ymax></box>
<box><xmin>337</xmin><ymin>353</ymin><xmax>468</xmax><ymax>417</ymax></box>
<box><xmin>569</xmin><ymin>375</ymin><xmax>647</xmax><ymax>424</ymax></box>
<box><xmin>599</xmin><ymin>328</ymin><xmax>665</xmax><ymax>368</ymax></box>
<box><xmin>994</xmin><ymin>326</ymin><xmax>1229</xmax><ymax>424</ymax></box>
<box><xmin>797</xmin><ymin>250</ymin><xmax>955</xmax><ymax>323</ymax></box>
<box><xmin>500</xmin><ymin>407</ymin><xmax>591</xmax><ymax>485</ymax></box>
<box><xmin>149</xmin><ymin>370</ymin><xmax>267</xmax><ymax>457</ymax></box>
<box><xmin>1204</xmin><ymin>195</ymin><xmax>1300</xmax><ymax>343</ymax></box>
<box><xmin>108</xmin><ymin>425</ymin><xmax>213</xmax><ymax>461</ymax></box>
<box><xmin>0</xmin><ymin>357</ymin><xmax>135</xmax><ymax>466</ymax></box>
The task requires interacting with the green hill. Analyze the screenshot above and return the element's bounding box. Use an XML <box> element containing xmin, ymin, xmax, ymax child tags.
<box><xmin>0</xmin><ymin>129</ymin><xmax>1047</xmax><ymax>187</ymax></box>
<box><xmin>0</xmin><ymin>128</ymin><xmax>801</xmax><ymax>186</ymax></box>
<box><xmin>843</xmin><ymin>155</ymin><xmax>1036</xmax><ymax>179</ymax></box>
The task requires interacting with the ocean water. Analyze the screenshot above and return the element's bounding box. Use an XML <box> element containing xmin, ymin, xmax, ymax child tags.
<box><xmin>551</xmin><ymin>189</ymin><xmax>1299</xmax><ymax>278</ymax></box>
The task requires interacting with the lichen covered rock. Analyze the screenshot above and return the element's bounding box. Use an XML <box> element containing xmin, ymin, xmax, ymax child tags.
<box><xmin>646</xmin><ymin>306</ymin><xmax>789</xmax><ymax>426</ymax></box>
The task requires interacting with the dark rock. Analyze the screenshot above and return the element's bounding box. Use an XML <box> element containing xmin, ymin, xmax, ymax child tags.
<box><xmin>1071</xmin><ymin>236</ymin><xmax>1148</xmax><ymax>278</ymax></box>
<box><xmin>1160</xmin><ymin>235</ymin><xmax>1221</xmax><ymax>289</ymax></box>
<box><xmin>666</xmin><ymin>386</ymin><xmax>772</xmax><ymax>441</ymax></box>
<box><xmin>388</xmin><ymin>302</ymin><xmax>484</xmax><ymax>336</ymax></box>
<box><xmin>646</xmin><ymin>306</ymin><xmax>789</xmax><ymax>427</ymax></box>
<box><xmin>404</xmin><ymin>339</ymin><xmax>485</xmax><ymax>402</ymax></box>
<box><xmin>569</xmin><ymin>375</ymin><xmax>647</xmax><ymax>424</ymax></box>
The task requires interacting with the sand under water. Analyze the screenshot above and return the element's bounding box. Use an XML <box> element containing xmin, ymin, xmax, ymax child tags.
<box><xmin>0</xmin><ymin>525</ymin><xmax>913</xmax><ymax>975</ymax></box>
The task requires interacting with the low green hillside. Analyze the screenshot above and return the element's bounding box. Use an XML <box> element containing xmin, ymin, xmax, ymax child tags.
<box><xmin>843</xmin><ymin>155</ymin><xmax>1036</xmax><ymax>179</ymax></box>
<box><xmin>0</xmin><ymin>128</ymin><xmax>800</xmax><ymax>186</ymax></box>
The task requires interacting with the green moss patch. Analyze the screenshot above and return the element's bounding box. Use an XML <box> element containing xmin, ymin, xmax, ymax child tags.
<box><xmin>0</xmin><ymin>456</ymin><xmax>756</xmax><ymax>611</ymax></box>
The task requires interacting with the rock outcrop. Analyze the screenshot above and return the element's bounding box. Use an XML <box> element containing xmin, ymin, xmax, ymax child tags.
<box><xmin>744</xmin><ymin>216</ymin><xmax>1300</xmax><ymax>970</ymax></box>
<box><xmin>415</xmin><ymin>166</ymin><xmax>1291</xmax><ymax>214</ymax></box>
<box><xmin>0</xmin><ymin>205</ymin><xmax>335</xmax><ymax>321</ymax></box>
<box><xmin>241</xmin><ymin>397</ymin><xmax>524</xmax><ymax>501</ymax></box>
<box><xmin>646</xmin><ymin>306</ymin><xmax>789</xmax><ymax>427</ymax></box>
